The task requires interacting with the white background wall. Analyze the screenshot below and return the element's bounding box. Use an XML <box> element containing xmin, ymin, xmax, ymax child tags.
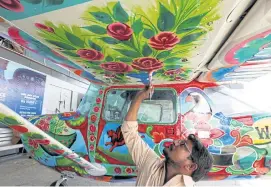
<box><xmin>42</xmin><ymin>76</ymin><xmax>88</xmax><ymax>114</ymax></box>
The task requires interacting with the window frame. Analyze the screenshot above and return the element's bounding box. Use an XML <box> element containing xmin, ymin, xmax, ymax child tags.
<box><xmin>102</xmin><ymin>87</ymin><xmax>178</xmax><ymax>125</ymax></box>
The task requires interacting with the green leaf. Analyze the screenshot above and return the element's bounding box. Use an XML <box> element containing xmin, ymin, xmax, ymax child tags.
<box><xmin>179</xmin><ymin>32</ymin><xmax>206</xmax><ymax>45</ymax></box>
<box><xmin>105</xmin><ymin>56</ymin><xmax>114</xmax><ymax>61</ymax></box>
<box><xmin>61</xmin><ymin>51</ymin><xmax>80</xmax><ymax>57</ymax></box>
<box><xmin>157</xmin><ymin>3</ymin><xmax>175</xmax><ymax>31</ymax></box>
<box><xmin>100</xmin><ymin>37</ymin><xmax>120</xmax><ymax>44</ymax></box>
<box><xmin>118</xmin><ymin>57</ymin><xmax>133</xmax><ymax>62</ymax></box>
<box><xmin>176</xmin><ymin>13</ymin><xmax>208</xmax><ymax>34</ymax></box>
<box><xmin>90</xmin><ymin>12</ymin><xmax>113</xmax><ymax>24</ymax></box>
<box><xmin>164</xmin><ymin>57</ymin><xmax>181</xmax><ymax>64</ymax></box>
<box><xmin>3</xmin><ymin>117</ymin><xmax>19</xmax><ymax>125</ymax></box>
<box><xmin>31</xmin><ymin>133</ymin><xmax>44</xmax><ymax>139</ymax></box>
<box><xmin>142</xmin><ymin>44</ymin><xmax>152</xmax><ymax>57</ymax></box>
<box><xmin>132</xmin><ymin>19</ymin><xmax>143</xmax><ymax>35</ymax></box>
<box><xmin>143</xmin><ymin>29</ymin><xmax>155</xmax><ymax>39</ymax></box>
<box><xmin>83</xmin><ymin>25</ymin><xmax>107</xmax><ymax>34</ymax></box>
<box><xmin>157</xmin><ymin>51</ymin><xmax>171</xmax><ymax>59</ymax></box>
<box><xmin>115</xmin><ymin>49</ymin><xmax>141</xmax><ymax>58</ymax></box>
<box><xmin>46</xmin><ymin>40</ymin><xmax>76</xmax><ymax>50</ymax></box>
<box><xmin>113</xmin><ymin>2</ymin><xmax>129</xmax><ymax>23</ymax></box>
<box><xmin>88</xmin><ymin>40</ymin><xmax>102</xmax><ymax>51</ymax></box>
<box><xmin>65</xmin><ymin>31</ymin><xmax>85</xmax><ymax>48</ymax></box>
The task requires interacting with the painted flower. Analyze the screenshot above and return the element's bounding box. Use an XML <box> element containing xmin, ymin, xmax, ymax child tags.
<box><xmin>93</xmin><ymin>107</ymin><xmax>100</xmax><ymax>113</ymax></box>
<box><xmin>152</xmin><ymin>132</ymin><xmax>165</xmax><ymax>144</ymax></box>
<box><xmin>77</xmin><ymin>49</ymin><xmax>104</xmax><ymax>61</ymax></box>
<box><xmin>107</xmin><ymin>22</ymin><xmax>133</xmax><ymax>41</ymax></box>
<box><xmin>0</xmin><ymin>0</ymin><xmax>24</xmax><ymax>12</ymax></box>
<box><xmin>89</xmin><ymin>135</ymin><xmax>96</xmax><ymax>142</ymax></box>
<box><xmin>149</xmin><ymin>32</ymin><xmax>180</xmax><ymax>50</ymax></box>
<box><xmin>89</xmin><ymin>144</ymin><xmax>95</xmax><ymax>151</ymax></box>
<box><xmin>99</xmin><ymin>90</ymin><xmax>103</xmax><ymax>95</ymax></box>
<box><xmin>164</xmin><ymin>68</ymin><xmax>182</xmax><ymax>76</ymax></box>
<box><xmin>8</xmin><ymin>27</ymin><xmax>28</xmax><ymax>46</ymax></box>
<box><xmin>132</xmin><ymin>57</ymin><xmax>163</xmax><ymax>72</ymax></box>
<box><xmin>96</xmin><ymin>98</ymin><xmax>101</xmax><ymax>104</ymax></box>
<box><xmin>89</xmin><ymin>125</ymin><xmax>96</xmax><ymax>132</ymax></box>
<box><xmin>125</xmin><ymin>167</ymin><xmax>133</xmax><ymax>174</ymax></box>
<box><xmin>35</xmin><ymin>23</ymin><xmax>54</xmax><ymax>33</ymax></box>
<box><xmin>100</xmin><ymin>62</ymin><xmax>133</xmax><ymax>73</ymax></box>
<box><xmin>90</xmin><ymin>115</ymin><xmax>97</xmax><ymax>122</ymax></box>
<box><xmin>28</xmin><ymin>139</ymin><xmax>39</xmax><ymax>149</ymax></box>
<box><xmin>114</xmin><ymin>167</ymin><xmax>121</xmax><ymax>174</ymax></box>
<box><xmin>37</xmin><ymin>120</ymin><xmax>49</xmax><ymax>131</ymax></box>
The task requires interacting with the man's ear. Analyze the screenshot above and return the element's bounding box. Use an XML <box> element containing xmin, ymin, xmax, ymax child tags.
<box><xmin>185</xmin><ymin>163</ymin><xmax>198</xmax><ymax>172</ymax></box>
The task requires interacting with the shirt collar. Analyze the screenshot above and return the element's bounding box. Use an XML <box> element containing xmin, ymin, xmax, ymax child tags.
<box><xmin>160</xmin><ymin>159</ymin><xmax>195</xmax><ymax>186</ymax></box>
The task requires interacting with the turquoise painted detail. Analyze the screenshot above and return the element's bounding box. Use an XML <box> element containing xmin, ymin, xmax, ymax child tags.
<box><xmin>234</xmin><ymin>34</ymin><xmax>271</xmax><ymax>63</ymax></box>
<box><xmin>0</xmin><ymin>0</ymin><xmax>90</xmax><ymax>21</ymax></box>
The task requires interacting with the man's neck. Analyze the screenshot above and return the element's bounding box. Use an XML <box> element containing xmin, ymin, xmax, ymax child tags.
<box><xmin>164</xmin><ymin>161</ymin><xmax>178</xmax><ymax>184</ymax></box>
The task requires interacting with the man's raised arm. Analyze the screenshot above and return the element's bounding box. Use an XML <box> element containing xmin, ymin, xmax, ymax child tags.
<box><xmin>121</xmin><ymin>86</ymin><xmax>159</xmax><ymax>170</ymax></box>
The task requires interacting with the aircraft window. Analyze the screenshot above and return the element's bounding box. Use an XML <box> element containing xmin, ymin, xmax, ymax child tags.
<box><xmin>103</xmin><ymin>89</ymin><xmax>177</xmax><ymax>124</ymax></box>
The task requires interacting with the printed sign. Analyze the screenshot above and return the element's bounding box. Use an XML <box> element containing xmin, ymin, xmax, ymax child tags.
<box><xmin>0</xmin><ymin>57</ymin><xmax>46</xmax><ymax>118</ymax></box>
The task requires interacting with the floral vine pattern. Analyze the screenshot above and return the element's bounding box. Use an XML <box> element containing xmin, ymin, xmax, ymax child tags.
<box><xmin>32</xmin><ymin>0</ymin><xmax>221</xmax><ymax>84</ymax></box>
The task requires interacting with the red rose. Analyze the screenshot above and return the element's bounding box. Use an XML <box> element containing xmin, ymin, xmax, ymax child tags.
<box><xmin>114</xmin><ymin>167</ymin><xmax>121</xmax><ymax>174</ymax></box>
<box><xmin>125</xmin><ymin>168</ymin><xmax>133</xmax><ymax>174</ymax></box>
<box><xmin>96</xmin><ymin>98</ymin><xmax>101</xmax><ymax>104</ymax></box>
<box><xmin>107</xmin><ymin>22</ymin><xmax>133</xmax><ymax>41</ymax></box>
<box><xmin>0</xmin><ymin>0</ymin><xmax>24</xmax><ymax>12</ymax></box>
<box><xmin>8</xmin><ymin>27</ymin><xmax>28</xmax><ymax>46</ymax></box>
<box><xmin>93</xmin><ymin>107</ymin><xmax>99</xmax><ymax>113</ymax></box>
<box><xmin>100</xmin><ymin>62</ymin><xmax>133</xmax><ymax>73</ymax></box>
<box><xmin>89</xmin><ymin>125</ymin><xmax>96</xmax><ymax>132</ymax></box>
<box><xmin>164</xmin><ymin>68</ymin><xmax>182</xmax><ymax>76</ymax></box>
<box><xmin>77</xmin><ymin>49</ymin><xmax>104</xmax><ymax>61</ymax></box>
<box><xmin>89</xmin><ymin>144</ymin><xmax>95</xmax><ymax>151</ymax></box>
<box><xmin>89</xmin><ymin>135</ymin><xmax>96</xmax><ymax>142</ymax></box>
<box><xmin>35</xmin><ymin>23</ymin><xmax>54</xmax><ymax>33</ymax></box>
<box><xmin>99</xmin><ymin>90</ymin><xmax>103</xmax><ymax>95</ymax></box>
<box><xmin>90</xmin><ymin>115</ymin><xmax>97</xmax><ymax>122</ymax></box>
<box><xmin>149</xmin><ymin>32</ymin><xmax>180</xmax><ymax>50</ymax></box>
<box><xmin>132</xmin><ymin>57</ymin><xmax>163</xmax><ymax>72</ymax></box>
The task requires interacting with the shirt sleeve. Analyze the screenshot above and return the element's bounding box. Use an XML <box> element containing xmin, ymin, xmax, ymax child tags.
<box><xmin>121</xmin><ymin>120</ymin><xmax>159</xmax><ymax>170</ymax></box>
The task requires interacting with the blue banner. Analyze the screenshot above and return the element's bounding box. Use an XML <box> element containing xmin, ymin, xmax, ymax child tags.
<box><xmin>0</xmin><ymin>57</ymin><xmax>46</xmax><ymax>118</ymax></box>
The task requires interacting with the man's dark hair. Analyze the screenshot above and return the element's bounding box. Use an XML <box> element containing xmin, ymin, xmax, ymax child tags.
<box><xmin>188</xmin><ymin>134</ymin><xmax>214</xmax><ymax>182</ymax></box>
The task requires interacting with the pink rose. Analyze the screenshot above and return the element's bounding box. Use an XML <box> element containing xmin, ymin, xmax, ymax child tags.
<box><xmin>132</xmin><ymin>57</ymin><xmax>163</xmax><ymax>72</ymax></box>
<box><xmin>149</xmin><ymin>32</ymin><xmax>180</xmax><ymax>50</ymax></box>
<box><xmin>114</xmin><ymin>167</ymin><xmax>121</xmax><ymax>174</ymax></box>
<box><xmin>107</xmin><ymin>22</ymin><xmax>133</xmax><ymax>41</ymax></box>
<box><xmin>100</xmin><ymin>62</ymin><xmax>133</xmax><ymax>73</ymax></box>
<box><xmin>77</xmin><ymin>49</ymin><xmax>104</xmax><ymax>61</ymax></box>
<box><xmin>90</xmin><ymin>115</ymin><xmax>97</xmax><ymax>123</ymax></box>
<box><xmin>89</xmin><ymin>125</ymin><xmax>96</xmax><ymax>132</ymax></box>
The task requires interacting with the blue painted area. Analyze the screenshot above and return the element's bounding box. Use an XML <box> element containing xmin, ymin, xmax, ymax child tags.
<box><xmin>71</xmin><ymin>131</ymin><xmax>88</xmax><ymax>154</ymax></box>
<box><xmin>211</xmin><ymin>66</ymin><xmax>238</xmax><ymax>81</ymax></box>
<box><xmin>127</xmin><ymin>72</ymin><xmax>157</xmax><ymax>84</ymax></box>
<box><xmin>214</xmin><ymin>113</ymin><xmax>236</xmax><ymax>145</ymax></box>
<box><xmin>98</xmin><ymin>123</ymin><xmax>155</xmax><ymax>154</ymax></box>
<box><xmin>208</xmin><ymin>145</ymin><xmax>221</xmax><ymax>154</ymax></box>
<box><xmin>0</xmin><ymin>0</ymin><xmax>90</xmax><ymax>21</ymax></box>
